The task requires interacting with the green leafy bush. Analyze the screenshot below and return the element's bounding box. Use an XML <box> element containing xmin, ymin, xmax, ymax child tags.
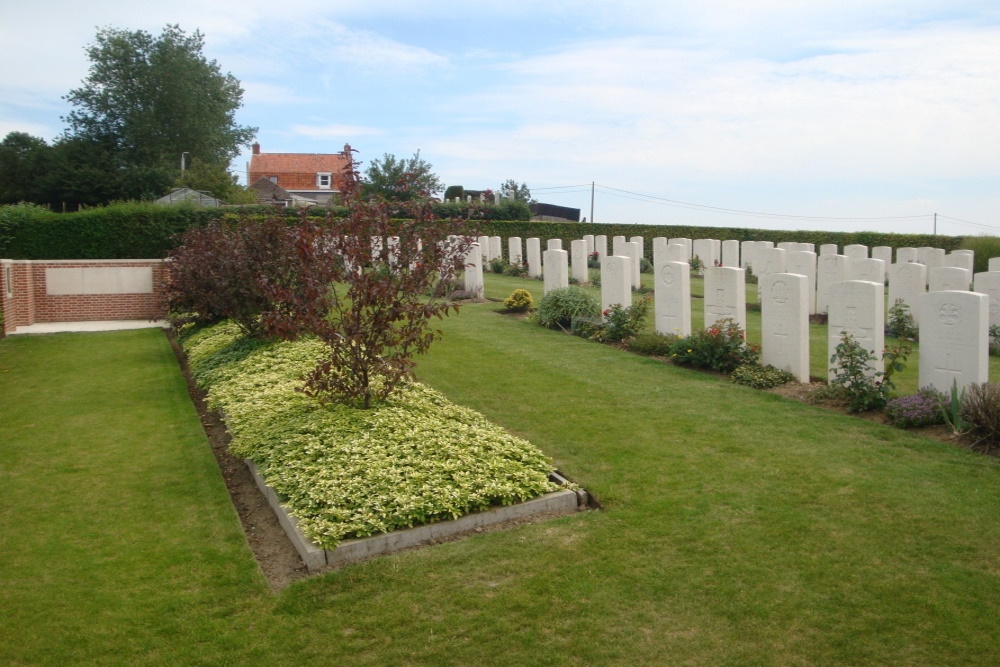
<box><xmin>593</xmin><ymin>295</ymin><xmax>651</xmax><ymax>342</ymax></box>
<box><xmin>502</xmin><ymin>262</ymin><xmax>528</xmax><ymax>277</ymax></box>
<box><xmin>819</xmin><ymin>334</ymin><xmax>911</xmax><ymax>413</ymax></box>
<box><xmin>669</xmin><ymin>319</ymin><xmax>758</xmax><ymax>374</ymax></box>
<box><xmin>180</xmin><ymin>321</ymin><xmax>559</xmax><ymax>549</ymax></box>
<box><xmin>731</xmin><ymin>364</ymin><xmax>795</xmax><ymax>389</ymax></box>
<box><xmin>627</xmin><ymin>331</ymin><xmax>678</xmax><ymax>356</ymax></box>
<box><xmin>503</xmin><ymin>288</ymin><xmax>534</xmax><ymax>312</ymax></box>
<box><xmin>885</xmin><ymin>387</ymin><xmax>947</xmax><ymax>428</ymax></box>
<box><xmin>533</xmin><ymin>286</ymin><xmax>600</xmax><ymax>330</ymax></box>
<box><xmin>639</xmin><ymin>257</ymin><xmax>653</xmax><ymax>273</ymax></box>
<box><xmin>886</xmin><ymin>299</ymin><xmax>918</xmax><ymax>340</ymax></box>
<box><xmin>489</xmin><ymin>257</ymin><xmax>506</xmax><ymax>274</ymax></box>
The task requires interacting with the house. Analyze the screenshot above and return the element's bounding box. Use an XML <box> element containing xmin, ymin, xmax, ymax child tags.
<box><xmin>247</xmin><ymin>142</ymin><xmax>354</xmax><ymax>205</ymax></box>
<box><xmin>247</xmin><ymin>177</ymin><xmax>318</xmax><ymax>208</ymax></box>
<box><xmin>155</xmin><ymin>187</ymin><xmax>226</xmax><ymax>207</ymax></box>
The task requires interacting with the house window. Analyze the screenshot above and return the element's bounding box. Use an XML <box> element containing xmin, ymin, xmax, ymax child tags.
<box><xmin>317</xmin><ymin>172</ymin><xmax>332</xmax><ymax>189</ymax></box>
<box><xmin>5</xmin><ymin>265</ymin><xmax>12</xmax><ymax>297</ymax></box>
<box><xmin>268</xmin><ymin>175</ymin><xmax>278</xmax><ymax>184</ymax></box>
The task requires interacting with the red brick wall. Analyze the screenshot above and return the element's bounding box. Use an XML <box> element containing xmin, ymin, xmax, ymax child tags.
<box><xmin>1</xmin><ymin>259</ymin><xmax>167</xmax><ymax>334</ymax></box>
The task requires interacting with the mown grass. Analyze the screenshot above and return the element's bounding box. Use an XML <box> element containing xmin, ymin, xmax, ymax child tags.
<box><xmin>2</xmin><ymin>292</ymin><xmax>1000</xmax><ymax>664</ymax></box>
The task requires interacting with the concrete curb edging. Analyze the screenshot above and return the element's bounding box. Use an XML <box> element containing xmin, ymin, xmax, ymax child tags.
<box><xmin>246</xmin><ymin>459</ymin><xmax>586</xmax><ymax>571</ymax></box>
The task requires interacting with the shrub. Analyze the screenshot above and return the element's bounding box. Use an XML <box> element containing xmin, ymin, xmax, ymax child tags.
<box><xmin>669</xmin><ymin>319</ymin><xmax>758</xmax><ymax>374</ymax></box>
<box><xmin>587</xmin><ymin>251</ymin><xmax>600</xmax><ymax>269</ymax></box>
<box><xmin>627</xmin><ymin>331</ymin><xmax>678</xmax><ymax>356</ymax></box>
<box><xmin>886</xmin><ymin>299</ymin><xmax>918</xmax><ymax>340</ymax></box>
<box><xmin>488</xmin><ymin>257</ymin><xmax>506</xmax><ymax>274</ymax></box>
<box><xmin>503</xmin><ymin>288</ymin><xmax>534</xmax><ymax>313</ymax></box>
<box><xmin>639</xmin><ymin>257</ymin><xmax>653</xmax><ymax>273</ymax></box>
<box><xmin>990</xmin><ymin>325</ymin><xmax>1000</xmax><ymax>354</ymax></box>
<box><xmin>534</xmin><ymin>286</ymin><xmax>600</xmax><ymax>330</ymax></box>
<box><xmin>731</xmin><ymin>364</ymin><xmax>795</xmax><ymax>389</ymax></box>
<box><xmin>502</xmin><ymin>262</ymin><xmax>528</xmax><ymax>277</ymax></box>
<box><xmin>166</xmin><ymin>217</ymin><xmax>298</xmax><ymax>337</ymax></box>
<box><xmin>885</xmin><ymin>388</ymin><xmax>947</xmax><ymax>428</ymax></box>
<box><xmin>689</xmin><ymin>255</ymin><xmax>704</xmax><ymax>273</ymax></box>
<box><xmin>959</xmin><ymin>235</ymin><xmax>1000</xmax><ymax>274</ymax></box>
<box><xmin>960</xmin><ymin>382</ymin><xmax>1000</xmax><ymax>449</ymax></box>
<box><xmin>581</xmin><ymin>295</ymin><xmax>652</xmax><ymax>343</ymax></box>
<box><xmin>820</xmin><ymin>334</ymin><xmax>911</xmax><ymax>413</ymax></box>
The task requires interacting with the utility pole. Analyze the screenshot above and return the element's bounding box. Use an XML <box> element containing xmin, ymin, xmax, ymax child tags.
<box><xmin>590</xmin><ymin>181</ymin><xmax>595</xmax><ymax>224</ymax></box>
<box><xmin>933</xmin><ymin>212</ymin><xmax>937</xmax><ymax>235</ymax></box>
<box><xmin>181</xmin><ymin>152</ymin><xmax>190</xmax><ymax>174</ymax></box>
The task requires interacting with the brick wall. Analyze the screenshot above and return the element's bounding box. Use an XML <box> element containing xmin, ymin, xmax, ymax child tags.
<box><xmin>1</xmin><ymin>259</ymin><xmax>167</xmax><ymax>335</ymax></box>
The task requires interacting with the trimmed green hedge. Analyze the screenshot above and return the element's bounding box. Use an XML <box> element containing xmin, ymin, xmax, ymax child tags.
<box><xmin>0</xmin><ymin>200</ymin><xmax>964</xmax><ymax>260</ymax></box>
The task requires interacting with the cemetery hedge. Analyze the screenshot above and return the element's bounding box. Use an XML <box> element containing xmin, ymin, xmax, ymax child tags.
<box><xmin>0</xmin><ymin>200</ymin><xmax>964</xmax><ymax>260</ymax></box>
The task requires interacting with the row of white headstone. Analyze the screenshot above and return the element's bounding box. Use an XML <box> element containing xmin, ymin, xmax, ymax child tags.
<box><xmin>463</xmin><ymin>236</ymin><xmax>991</xmax><ymax>394</ymax></box>
<box><xmin>475</xmin><ymin>234</ymin><xmax>995</xmax><ymax>325</ymax></box>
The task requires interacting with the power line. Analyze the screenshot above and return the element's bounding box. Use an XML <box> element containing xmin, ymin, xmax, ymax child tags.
<box><xmin>530</xmin><ymin>182</ymin><xmax>993</xmax><ymax>231</ymax></box>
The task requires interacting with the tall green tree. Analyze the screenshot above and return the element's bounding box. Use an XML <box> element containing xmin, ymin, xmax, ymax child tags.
<box><xmin>0</xmin><ymin>132</ymin><xmax>52</xmax><ymax>205</ymax></box>
<box><xmin>362</xmin><ymin>151</ymin><xmax>443</xmax><ymax>201</ymax></box>
<box><xmin>61</xmin><ymin>24</ymin><xmax>256</xmax><ymax>202</ymax></box>
<box><xmin>500</xmin><ymin>179</ymin><xmax>535</xmax><ymax>204</ymax></box>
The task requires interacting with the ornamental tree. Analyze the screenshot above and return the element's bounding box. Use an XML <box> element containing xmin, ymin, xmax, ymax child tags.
<box><xmin>261</xmin><ymin>169</ymin><xmax>476</xmax><ymax>408</ymax></box>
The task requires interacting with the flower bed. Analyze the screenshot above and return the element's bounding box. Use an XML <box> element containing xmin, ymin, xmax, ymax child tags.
<box><xmin>180</xmin><ymin>321</ymin><xmax>561</xmax><ymax>550</ymax></box>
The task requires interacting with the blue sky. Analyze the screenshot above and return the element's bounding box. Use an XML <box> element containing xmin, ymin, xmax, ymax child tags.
<box><xmin>2</xmin><ymin>0</ymin><xmax>999</xmax><ymax>235</ymax></box>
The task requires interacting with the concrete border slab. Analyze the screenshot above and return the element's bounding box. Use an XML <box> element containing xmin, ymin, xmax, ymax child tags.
<box><xmin>246</xmin><ymin>460</ymin><xmax>586</xmax><ymax>571</ymax></box>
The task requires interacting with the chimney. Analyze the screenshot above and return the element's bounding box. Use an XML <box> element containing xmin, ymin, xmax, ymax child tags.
<box><xmin>252</xmin><ymin>142</ymin><xmax>260</xmax><ymax>155</ymax></box>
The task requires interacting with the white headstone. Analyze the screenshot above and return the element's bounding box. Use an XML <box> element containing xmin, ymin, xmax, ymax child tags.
<box><xmin>704</xmin><ymin>267</ymin><xmax>747</xmax><ymax>332</ymax></box>
<box><xmin>693</xmin><ymin>239</ymin><xmax>721</xmax><ymax>268</ymax></box>
<box><xmin>508</xmin><ymin>236</ymin><xmax>523</xmax><ymax>265</ymax></box>
<box><xmin>464</xmin><ymin>243</ymin><xmax>484</xmax><ymax>298</ymax></box>
<box><xmin>820</xmin><ymin>244</ymin><xmax>839</xmax><ymax>256</ymax></box>
<box><xmin>919</xmin><ymin>290</ymin><xmax>989</xmax><ymax>394</ymax></box>
<box><xmin>828</xmin><ymin>280</ymin><xmax>885</xmax><ymax>382</ymax></box>
<box><xmin>888</xmin><ymin>262</ymin><xmax>927</xmax><ymax>325</ymax></box>
<box><xmin>526</xmin><ymin>238</ymin><xmax>542</xmax><ymax>278</ymax></box>
<box><xmin>989</xmin><ymin>257</ymin><xmax>1000</xmax><ymax>272</ymax></box>
<box><xmin>796</xmin><ymin>243</ymin><xmax>816</xmax><ymax>253</ymax></box>
<box><xmin>583</xmin><ymin>234</ymin><xmax>595</xmax><ymax>255</ymax></box>
<box><xmin>973</xmin><ymin>271</ymin><xmax>1000</xmax><ymax>329</ymax></box>
<box><xmin>665</xmin><ymin>244</ymin><xmax>688</xmax><ymax>262</ymax></box>
<box><xmin>630</xmin><ymin>236</ymin><xmax>645</xmax><ymax>266</ymax></box>
<box><xmin>543</xmin><ymin>249</ymin><xmax>569</xmax><ymax>294</ymax></box>
<box><xmin>872</xmin><ymin>246</ymin><xmax>893</xmax><ymax>268</ymax></box>
<box><xmin>741</xmin><ymin>240</ymin><xmax>756</xmax><ymax>269</ymax></box>
<box><xmin>928</xmin><ymin>266</ymin><xmax>972</xmax><ymax>292</ymax></box>
<box><xmin>570</xmin><ymin>239</ymin><xmax>589</xmax><ymax>284</ymax></box>
<box><xmin>722</xmin><ymin>240</ymin><xmax>740</xmax><ymax>268</ymax></box>
<box><xmin>624</xmin><ymin>241</ymin><xmax>642</xmax><ymax>288</ymax></box>
<box><xmin>652</xmin><ymin>237</ymin><xmax>669</xmax><ymax>267</ymax></box>
<box><xmin>755</xmin><ymin>247</ymin><xmax>787</xmax><ymax>279</ymax></box>
<box><xmin>896</xmin><ymin>247</ymin><xmax>918</xmax><ymax>264</ymax></box>
<box><xmin>921</xmin><ymin>248</ymin><xmax>946</xmax><ymax>286</ymax></box>
<box><xmin>777</xmin><ymin>242</ymin><xmax>798</xmax><ymax>252</ymax></box>
<box><xmin>816</xmin><ymin>254</ymin><xmax>850</xmax><ymax>315</ymax></box>
<box><xmin>488</xmin><ymin>236</ymin><xmax>502</xmax><ymax>262</ymax></box>
<box><xmin>669</xmin><ymin>238</ymin><xmax>692</xmax><ymax>259</ymax></box>
<box><xmin>850</xmin><ymin>258</ymin><xmax>886</xmax><ymax>285</ymax></box>
<box><xmin>654</xmin><ymin>260</ymin><xmax>691</xmax><ymax>336</ymax></box>
<box><xmin>601</xmin><ymin>255</ymin><xmax>632</xmax><ymax>316</ymax></box>
<box><xmin>612</xmin><ymin>235</ymin><xmax>626</xmax><ymax>251</ymax></box>
<box><xmin>547</xmin><ymin>238</ymin><xmax>563</xmax><ymax>251</ymax></box>
<box><xmin>786</xmin><ymin>250</ymin><xmax>818</xmax><ymax>314</ymax></box>
<box><xmin>945</xmin><ymin>251</ymin><xmax>974</xmax><ymax>272</ymax></box>
<box><xmin>594</xmin><ymin>235</ymin><xmax>608</xmax><ymax>262</ymax></box>
<box><xmin>844</xmin><ymin>244</ymin><xmax>869</xmax><ymax>261</ymax></box>
<box><xmin>478</xmin><ymin>235</ymin><xmax>490</xmax><ymax>261</ymax></box>
<box><xmin>760</xmin><ymin>273</ymin><xmax>810</xmax><ymax>383</ymax></box>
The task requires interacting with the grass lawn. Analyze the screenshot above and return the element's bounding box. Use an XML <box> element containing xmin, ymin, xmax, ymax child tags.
<box><xmin>2</xmin><ymin>298</ymin><xmax>1000</xmax><ymax>664</ymax></box>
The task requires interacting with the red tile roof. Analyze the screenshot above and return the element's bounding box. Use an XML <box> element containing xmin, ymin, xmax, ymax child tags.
<box><xmin>249</xmin><ymin>152</ymin><xmax>351</xmax><ymax>174</ymax></box>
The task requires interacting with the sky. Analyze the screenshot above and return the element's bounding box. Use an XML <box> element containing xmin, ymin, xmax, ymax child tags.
<box><xmin>1</xmin><ymin>0</ymin><xmax>999</xmax><ymax>236</ymax></box>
